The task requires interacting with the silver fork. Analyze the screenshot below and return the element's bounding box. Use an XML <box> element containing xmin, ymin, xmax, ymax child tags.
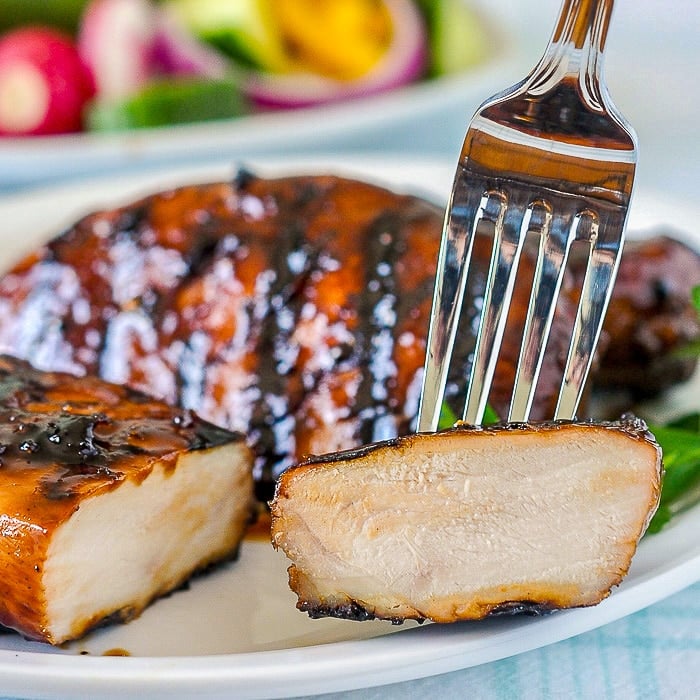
<box><xmin>417</xmin><ymin>0</ymin><xmax>637</xmax><ymax>431</ymax></box>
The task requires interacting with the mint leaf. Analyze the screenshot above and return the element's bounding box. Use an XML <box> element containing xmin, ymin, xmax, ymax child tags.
<box><xmin>437</xmin><ymin>402</ymin><xmax>458</xmax><ymax>430</ymax></box>
<box><xmin>437</xmin><ymin>402</ymin><xmax>500</xmax><ymax>430</ymax></box>
<box><xmin>647</xmin><ymin>414</ymin><xmax>700</xmax><ymax>534</ymax></box>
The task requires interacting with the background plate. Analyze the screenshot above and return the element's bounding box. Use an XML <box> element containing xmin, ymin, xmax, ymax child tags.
<box><xmin>0</xmin><ymin>0</ymin><xmax>527</xmax><ymax>191</ymax></box>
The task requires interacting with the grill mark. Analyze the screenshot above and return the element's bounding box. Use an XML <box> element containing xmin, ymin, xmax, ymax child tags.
<box><xmin>172</xmin><ymin>227</ymin><xmax>255</xmax><ymax>419</ymax></box>
<box><xmin>44</xmin><ymin>205</ymin><xmax>152</xmax><ymax>374</ymax></box>
<box><xmin>354</xmin><ymin>211</ymin><xmax>401</xmax><ymax>445</ymax></box>
<box><xmin>292</xmin><ymin>180</ymin><xmax>326</xmax><ymax>209</ymax></box>
<box><xmin>179</xmin><ymin>232</ymin><xmax>222</xmax><ymax>285</ymax></box>
<box><xmin>89</xmin><ymin>202</ymin><xmax>176</xmax><ymax>381</ymax></box>
<box><xmin>233</xmin><ymin>167</ymin><xmax>257</xmax><ymax>190</ymax></box>
<box><xmin>114</xmin><ymin>203</ymin><xmax>151</xmax><ymax>237</ymax></box>
<box><xmin>166</xmin><ymin>221</ymin><xmax>249</xmax><ymax>408</ymax></box>
<box><xmin>252</xmin><ymin>221</ymin><xmax>317</xmax><ymax>489</ymax></box>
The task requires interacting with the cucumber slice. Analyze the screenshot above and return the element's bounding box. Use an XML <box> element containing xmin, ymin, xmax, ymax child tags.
<box><xmin>87</xmin><ymin>77</ymin><xmax>248</xmax><ymax>131</ymax></box>
<box><xmin>163</xmin><ymin>0</ymin><xmax>286</xmax><ymax>71</ymax></box>
<box><xmin>424</xmin><ymin>0</ymin><xmax>489</xmax><ymax>76</ymax></box>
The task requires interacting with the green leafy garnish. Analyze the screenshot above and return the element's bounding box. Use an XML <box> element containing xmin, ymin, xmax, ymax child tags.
<box><xmin>647</xmin><ymin>414</ymin><xmax>700</xmax><ymax>533</ymax></box>
<box><xmin>482</xmin><ymin>403</ymin><xmax>501</xmax><ymax>425</ymax></box>
<box><xmin>646</xmin><ymin>286</ymin><xmax>700</xmax><ymax>532</ymax></box>
<box><xmin>664</xmin><ymin>413</ymin><xmax>700</xmax><ymax>432</ymax></box>
<box><xmin>673</xmin><ymin>285</ymin><xmax>700</xmax><ymax>357</ymax></box>
<box><xmin>437</xmin><ymin>402</ymin><xmax>500</xmax><ymax>430</ymax></box>
<box><xmin>437</xmin><ymin>402</ymin><xmax>458</xmax><ymax>430</ymax></box>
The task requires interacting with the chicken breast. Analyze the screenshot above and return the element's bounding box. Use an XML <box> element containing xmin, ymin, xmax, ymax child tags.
<box><xmin>271</xmin><ymin>416</ymin><xmax>662</xmax><ymax>623</ymax></box>
<box><xmin>0</xmin><ymin>173</ymin><xmax>695</xmax><ymax>501</ymax></box>
<box><xmin>0</xmin><ymin>355</ymin><xmax>253</xmax><ymax>645</ymax></box>
<box><xmin>578</xmin><ymin>235</ymin><xmax>700</xmax><ymax>395</ymax></box>
<box><xmin>0</xmin><ymin>173</ymin><xmax>576</xmax><ymax>499</ymax></box>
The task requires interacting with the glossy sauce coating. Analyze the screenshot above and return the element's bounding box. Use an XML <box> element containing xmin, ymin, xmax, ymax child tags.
<box><xmin>0</xmin><ymin>355</ymin><xmax>239</xmax><ymax>507</ymax></box>
<box><xmin>0</xmin><ymin>354</ymin><xmax>244</xmax><ymax>641</ymax></box>
<box><xmin>0</xmin><ymin>174</ymin><xmax>606</xmax><ymax>498</ymax></box>
<box><xmin>578</xmin><ymin>235</ymin><xmax>700</xmax><ymax>394</ymax></box>
<box><xmin>0</xmin><ymin>174</ymin><xmax>694</xmax><ymax>500</ymax></box>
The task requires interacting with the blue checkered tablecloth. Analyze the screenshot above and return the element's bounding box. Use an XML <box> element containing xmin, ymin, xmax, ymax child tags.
<box><xmin>299</xmin><ymin>581</ymin><xmax>700</xmax><ymax>700</ymax></box>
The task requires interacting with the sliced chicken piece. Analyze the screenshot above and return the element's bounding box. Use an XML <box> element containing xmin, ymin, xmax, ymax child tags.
<box><xmin>271</xmin><ymin>417</ymin><xmax>662</xmax><ymax>623</ymax></box>
<box><xmin>0</xmin><ymin>355</ymin><xmax>253</xmax><ymax>645</ymax></box>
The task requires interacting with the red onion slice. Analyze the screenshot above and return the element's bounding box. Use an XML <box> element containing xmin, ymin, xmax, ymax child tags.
<box><xmin>78</xmin><ymin>0</ymin><xmax>157</xmax><ymax>100</ymax></box>
<box><xmin>152</xmin><ymin>9</ymin><xmax>232</xmax><ymax>79</ymax></box>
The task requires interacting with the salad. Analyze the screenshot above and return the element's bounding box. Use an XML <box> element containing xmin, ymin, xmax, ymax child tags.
<box><xmin>0</xmin><ymin>0</ymin><xmax>490</xmax><ymax>136</ymax></box>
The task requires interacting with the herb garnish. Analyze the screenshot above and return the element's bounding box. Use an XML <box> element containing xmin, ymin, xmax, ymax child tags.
<box><xmin>646</xmin><ymin>285</ymin><xmax>700</xmax><ymax>533</ymax></box>
<box><xmin>437</xmin><ymin>402</ymin><xmax>499</xmax><ymax>430</ymax></box>
<box><xmin>647</xmin><ymin>415</ymin><xmax>700</xmax><ymax>533</ymax></box>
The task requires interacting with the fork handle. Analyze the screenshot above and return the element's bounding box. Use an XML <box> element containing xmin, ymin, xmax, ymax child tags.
<box><xmin>535</xmin><ymin>0</ymin><xmax>616</xmax><ymax>92</ymax></box>
<box><xmin>476</xmin><ymin>0</ymin><xmax>632</xmax><ymax>168</ymax></box>
<box><xmin>551</xmin><ymin>0</ymin><xmax>614</xmax><ymax>52</ymax></box>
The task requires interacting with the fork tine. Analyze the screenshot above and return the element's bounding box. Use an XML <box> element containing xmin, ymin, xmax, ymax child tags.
<box><xmin>554</xmin><ymin>221</ymin><xmax>624</xmax><ymax>419</ymax></box>
<box><xmin>415</xmin><ymin>179</ymin><xmax>482</xmax><ymax>433</ymax></box>
<box><xmin>462</xmin><ymin>190</ymin><xmax>525</xmax><ymax>425</ymax></box>
<box><xmin>508</xmin><ymin>203</ymin><xmax>577</xmax><ymax>422</ymax></box>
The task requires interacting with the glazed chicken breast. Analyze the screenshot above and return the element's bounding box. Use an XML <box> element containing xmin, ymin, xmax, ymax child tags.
<box><xmin>0</xmin><ymin>355</ymin><xmax>253</xmax><ymax>645</ymax></box>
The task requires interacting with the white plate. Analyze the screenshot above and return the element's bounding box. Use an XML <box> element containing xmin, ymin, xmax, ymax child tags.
<box><xmin>0</xmin><ymin>0</ymin><xmax>540</xmax><ymax>191</ymax></box>
<box><xmin>0</xmin><ymin>156</ymin><xmax>698</xmax><ymax>700</ymax></box>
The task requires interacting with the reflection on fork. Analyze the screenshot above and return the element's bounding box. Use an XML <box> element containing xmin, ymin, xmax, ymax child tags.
<box><xmin>417</xmin><ymin>0</ymin><xmax>637</xmax><ymax>431</ymax></box>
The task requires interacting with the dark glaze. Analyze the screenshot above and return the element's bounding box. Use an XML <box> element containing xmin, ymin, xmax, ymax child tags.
<box><xmin>0</xmin><ymin>173</ymin><xmax>693</xmax><ymax>501</ymax></box>
<box><xmin>0</xmin><ymin>355</ymin><xmax>241</xmax><ymax>503</ymax></box>
<box><xmin>573</xmin><ymin>235</ymin><xmax>700</xmax><ymax>395</ymax></box>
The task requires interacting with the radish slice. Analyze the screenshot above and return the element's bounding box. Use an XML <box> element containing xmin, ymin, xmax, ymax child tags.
<box><xmin>0</xmin><ymin>27</ymin><xmax>95</xmax><ymax>136</ymax></box>
<box><xmin>78</xmin><ymin>0</ymin><xmax>158</xmax><ymax>99</ymax></box>
<box><xmin>244</xmin><ymin>0</ymin><xmax>428</xmax><ymax>109</ymax></box>
<box><xmin>151</xmin><ymin>8</ymin><xmax>232</xmax><ymax>79</ymax></box>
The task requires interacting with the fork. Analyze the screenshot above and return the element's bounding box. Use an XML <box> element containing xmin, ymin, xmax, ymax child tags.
<box><xmin>417</xmin><ymin>0</ymin><xmax>637</xmax><ymax>431</ymax></box>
